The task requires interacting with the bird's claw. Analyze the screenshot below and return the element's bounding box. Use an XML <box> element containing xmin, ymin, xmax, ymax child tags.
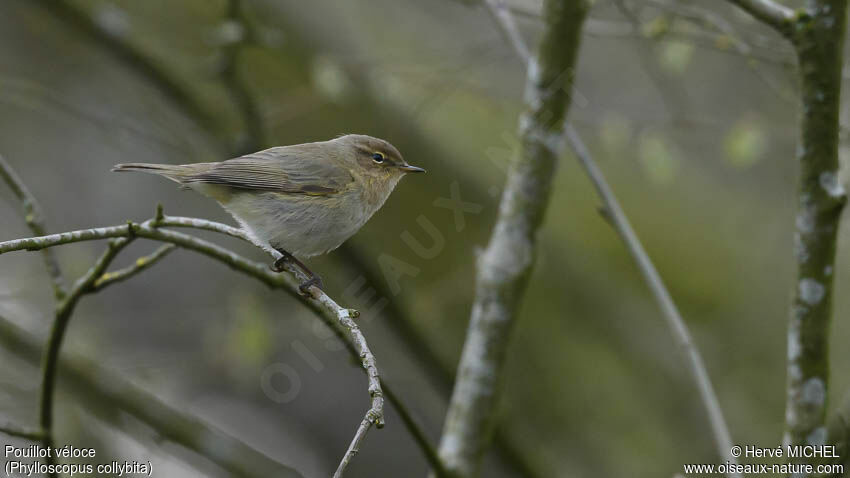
<box><xmin>271</xmin><ymin>255</ymin><xmax>290</xmax><ymax>273</ymax></box>
<box><xmin>299</xmin><ymin>276</ymin><xmax>323</xmax><ymax>295</ymax></box>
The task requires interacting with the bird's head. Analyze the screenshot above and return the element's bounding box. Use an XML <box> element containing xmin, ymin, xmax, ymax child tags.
<box><xmin>336</xmin><ymin>134</ymin><xmax>425</xmax><ymax>182</ymax></box>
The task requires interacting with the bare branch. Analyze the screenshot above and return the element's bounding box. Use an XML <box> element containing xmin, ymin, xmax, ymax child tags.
<box><xmin>23</xmin><ymin>0</ymin><xmax>447</xmax><ymax>472</ymax></box>
<box><xmin>0</xmin><ymin>154</ymin><xmax>67</xmax><ymax>300</ymax></box>
<box><xmin>0</xmin><ymin>314</ymin><xmax>303</xmax><ymax>477</ymax></box>
<box><xmin>564</xmin><ymin>125</ymin><xmax>739</xmax><ymax>473</ymax></box>
<box><xmin>435</xmin><ymin>1</ymin><xmax>590</xmax><ymax>476</ymax></box>
<box><xmin>0</xmin><ymin>211</ymin><xmax>385</xmax><ymax>475</ymax></box>
<box><xmin>39</xmin><ymin>237</ymin><xmax>135</xmax><ymax>473</ymax></box>
<box><xmin>479</xmin><ymin>0</ymin><xmax>739</xmax><ymax>473</ymax></box>
<box><xmin>782</xmin><ymin>0</ymin><xmax>848</xmax><ymax>461</ymax></box>
<box><xmin>725</xmin><ymin>0</ymin><xmax>795</xmax><ymax>35</ymax></box>
<box><xmin>91</xmin><ymin>244</ymin><xmax>176</xmax><ymax>291</ymax></box>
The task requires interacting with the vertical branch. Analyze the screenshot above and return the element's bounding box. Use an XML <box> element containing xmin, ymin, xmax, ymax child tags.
<box><xmin>0</xmin><ymin>155</ymin><xmax>67</xmax><ymax>300</ymax></box>
<box><xmin>783</xmin><ymin>0</ymin><xmax>848</xmax><ymax>457</ymax></box>
<box><xmin>39</xmin><ymin>237</ymin><xmax>132</xmax><ymax>473</ymax></box>
<box><xmin>435</xmin><ymin>1</ymin><xmax>589</xmax><ymax>476</ymax></box>
<box><xmin>482</xmin><ymin>0</ymin><xmax>737</xmax><ymax>473</ymax></box>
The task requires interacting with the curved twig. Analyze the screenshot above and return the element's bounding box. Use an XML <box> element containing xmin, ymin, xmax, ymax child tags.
<box><xmin>0</xmin><ymin>210</ymin><xmax>386</xmax><ymax>476</ymax></box>
<box><xmin>435</xmin><ymin>1</ymin><xmax>590</xmax><ymax>476</ymax></box>
<box><xmin>564</xmin><ymin>126</ymin><xmax>738</xmax><ymax>472</ymax></box>
<box><xmin>481</xmin><ymin>1</ymin><xmax>739</xmax><ymax>473</ymax></box>
<box><xmin>91</xmin><ymin>243</ymin><xmax>176</xmax><ymax>291</ymax></box>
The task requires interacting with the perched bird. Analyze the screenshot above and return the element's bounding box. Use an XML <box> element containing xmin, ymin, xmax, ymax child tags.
<box><xmin>113</xmin><ymin>134</ymin><xmax>425</xmax><ymax>292</ymax></box>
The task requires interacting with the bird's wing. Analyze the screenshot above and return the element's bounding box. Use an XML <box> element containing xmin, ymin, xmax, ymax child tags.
<box><xmin>184</xmin><ymin>147</ymin><xmax>352</xmax><ymax>196</ymax></box>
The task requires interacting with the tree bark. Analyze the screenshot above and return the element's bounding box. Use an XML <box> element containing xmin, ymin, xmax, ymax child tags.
<box><xmin>784</xmin><ymin>0</ymin><xmax>848</xmax><ymax>459</ymax></box>
<box><xmin>434</xmin><ymin>1</ymin><xmax>589</xmax><ymax>476</ymax></box>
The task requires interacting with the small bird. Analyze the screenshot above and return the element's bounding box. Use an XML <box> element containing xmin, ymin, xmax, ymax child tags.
<box><xmin>113</xmin><ymin>134</ymin><xmax>425</xmax><ymax>292</ymax></box>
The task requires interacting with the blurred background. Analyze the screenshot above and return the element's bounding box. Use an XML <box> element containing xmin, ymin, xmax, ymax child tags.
<box><xmin>0</xmin><ymin>0</ymin><xmax>847</xmax><ymax>476</ymax></box>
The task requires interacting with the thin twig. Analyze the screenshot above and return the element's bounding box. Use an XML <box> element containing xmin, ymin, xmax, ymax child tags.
<box><xmin>0</xmin><ymin>154</ymin><xmax>67</xmax><ymax>300</ymax></box>
<box><xmin>612</xmin><ymin>0</ymin><xmax>693</xmax><ymax>117</ymax></box>
<box><xmin>632</xmin><ymin>0</ymin><xmax>798</xmax><ymax>103</ymax></box>
<box><xmin>564</xmin><ymin>125</ymin><xmax>738</xmax><ymax>472</ymax></box>
<box><xmin>435</xmin><ymin>1</ymin><xmax>590</xmax><ymax>476</ymax></box>
<box><xmin>39</xmin><ymin>237</ymin><xmax>134</xmax><ymax>474</ymax></box>
<box><xmin>91</xmin><ymin>244</ymin><xmax>176</xmax><ymax>291</ymax></box>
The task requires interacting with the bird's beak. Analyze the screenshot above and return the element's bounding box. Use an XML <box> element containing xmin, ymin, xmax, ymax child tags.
<box><xmin>399</xmin><ymin>164</ymin><xmax>426</xmax><ymax>173</ymax></box>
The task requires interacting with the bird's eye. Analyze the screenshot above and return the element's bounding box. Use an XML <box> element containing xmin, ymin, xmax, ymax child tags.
<box><xmin>372</xmin><ymin>152</ymin><xmax>385</xmax><ymax>163</ymax></box>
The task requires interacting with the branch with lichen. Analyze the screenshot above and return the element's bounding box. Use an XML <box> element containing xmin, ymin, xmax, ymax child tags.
<box><xmin>477</xmin><ymin>1</ymin><xmax>739</xmax><ymax>476</ymax></box>
<box><xmin>725</xmin><ymin>0</ymin><xmax>848</xmax><ymax>465</ymax></box>
<box><xmin>785</xmin><ymin>0</ymin><xmax>847</xmax><ymax>459</ymax></box>
<box><xmin>434</xmin><ymin>1</ymin><xmax>589</xmax><ymax>476</ymax></box>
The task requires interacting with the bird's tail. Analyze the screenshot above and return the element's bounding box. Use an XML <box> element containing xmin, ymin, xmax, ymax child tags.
<box><xmin>111</xmin><ymin>163</ymin><xmax>198</xmax><ymax>184</ymax></box>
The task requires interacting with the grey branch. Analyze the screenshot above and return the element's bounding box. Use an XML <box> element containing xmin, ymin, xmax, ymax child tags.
<box><xmin>39</xmin><ymin>236</ymin><xmax>136</xmax><ymax>474</ymax></box>
<box><xmin>0</xmin><ymin>154</ymin><xmax>67</xmax><ymax>300</ymax></box>
<box><xmin>0</xmin><ymin>314</ymin><xmax>303</xmax><ymax>477</ymax></box>
<box><xmin>91</xmin><ymin>244</ymin><xmax>176</xmax><ymax>291</ymax></box>
<box><xmin>21</xmin><ymin>0</ymin><xmax>449</xmax><ymax>473</ymax></box>
<box><xmin>781</xmin><ymin>0</ymin><xmax>848</xmax><ymax>459</ymax></box>
<box><xmin>564</xmin><ymin>126</ymin><xmax>738</xmax><ymax>473</ymax></box>
<box><xmin>0</xmin><ymin>210</ymin><xmax>384</xmax><ymax>476</ymax></box>
<box><xmin>435</xmin><ymin>1</ymin><xmax>590</xmax><ymax>476</ymax></box>
<box><xmin>480</xmin><ymin>0</ymin><xmax>738</xmax><ymax>473</ymax></box>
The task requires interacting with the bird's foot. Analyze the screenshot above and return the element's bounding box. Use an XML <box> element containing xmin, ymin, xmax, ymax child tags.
<box><xmin>270</xmin><ymin>255</ymin><xmax>289</xmax><ymax>273</ymax></box>
<box><xmin>298</xmin><ymin>275</ymin><xmax>323</xmax><ymax>295</ymax></box>
<box><xmin>270</xmin><ymin>248</ymin><xmax>322</xmax><ymax>295</ymax></box>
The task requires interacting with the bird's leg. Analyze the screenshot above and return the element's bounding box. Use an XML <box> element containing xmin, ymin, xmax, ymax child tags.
<box><xmin>271</xmin><ymin>248</ymin><xmax>324</xmax><ymax>294</ymax></box>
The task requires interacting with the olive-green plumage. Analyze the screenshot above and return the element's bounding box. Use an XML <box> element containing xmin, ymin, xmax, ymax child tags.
<box><xmin>113</xmin><ymin>134</ymin><xmax>424</xmax><ymax>259</ymax></box>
